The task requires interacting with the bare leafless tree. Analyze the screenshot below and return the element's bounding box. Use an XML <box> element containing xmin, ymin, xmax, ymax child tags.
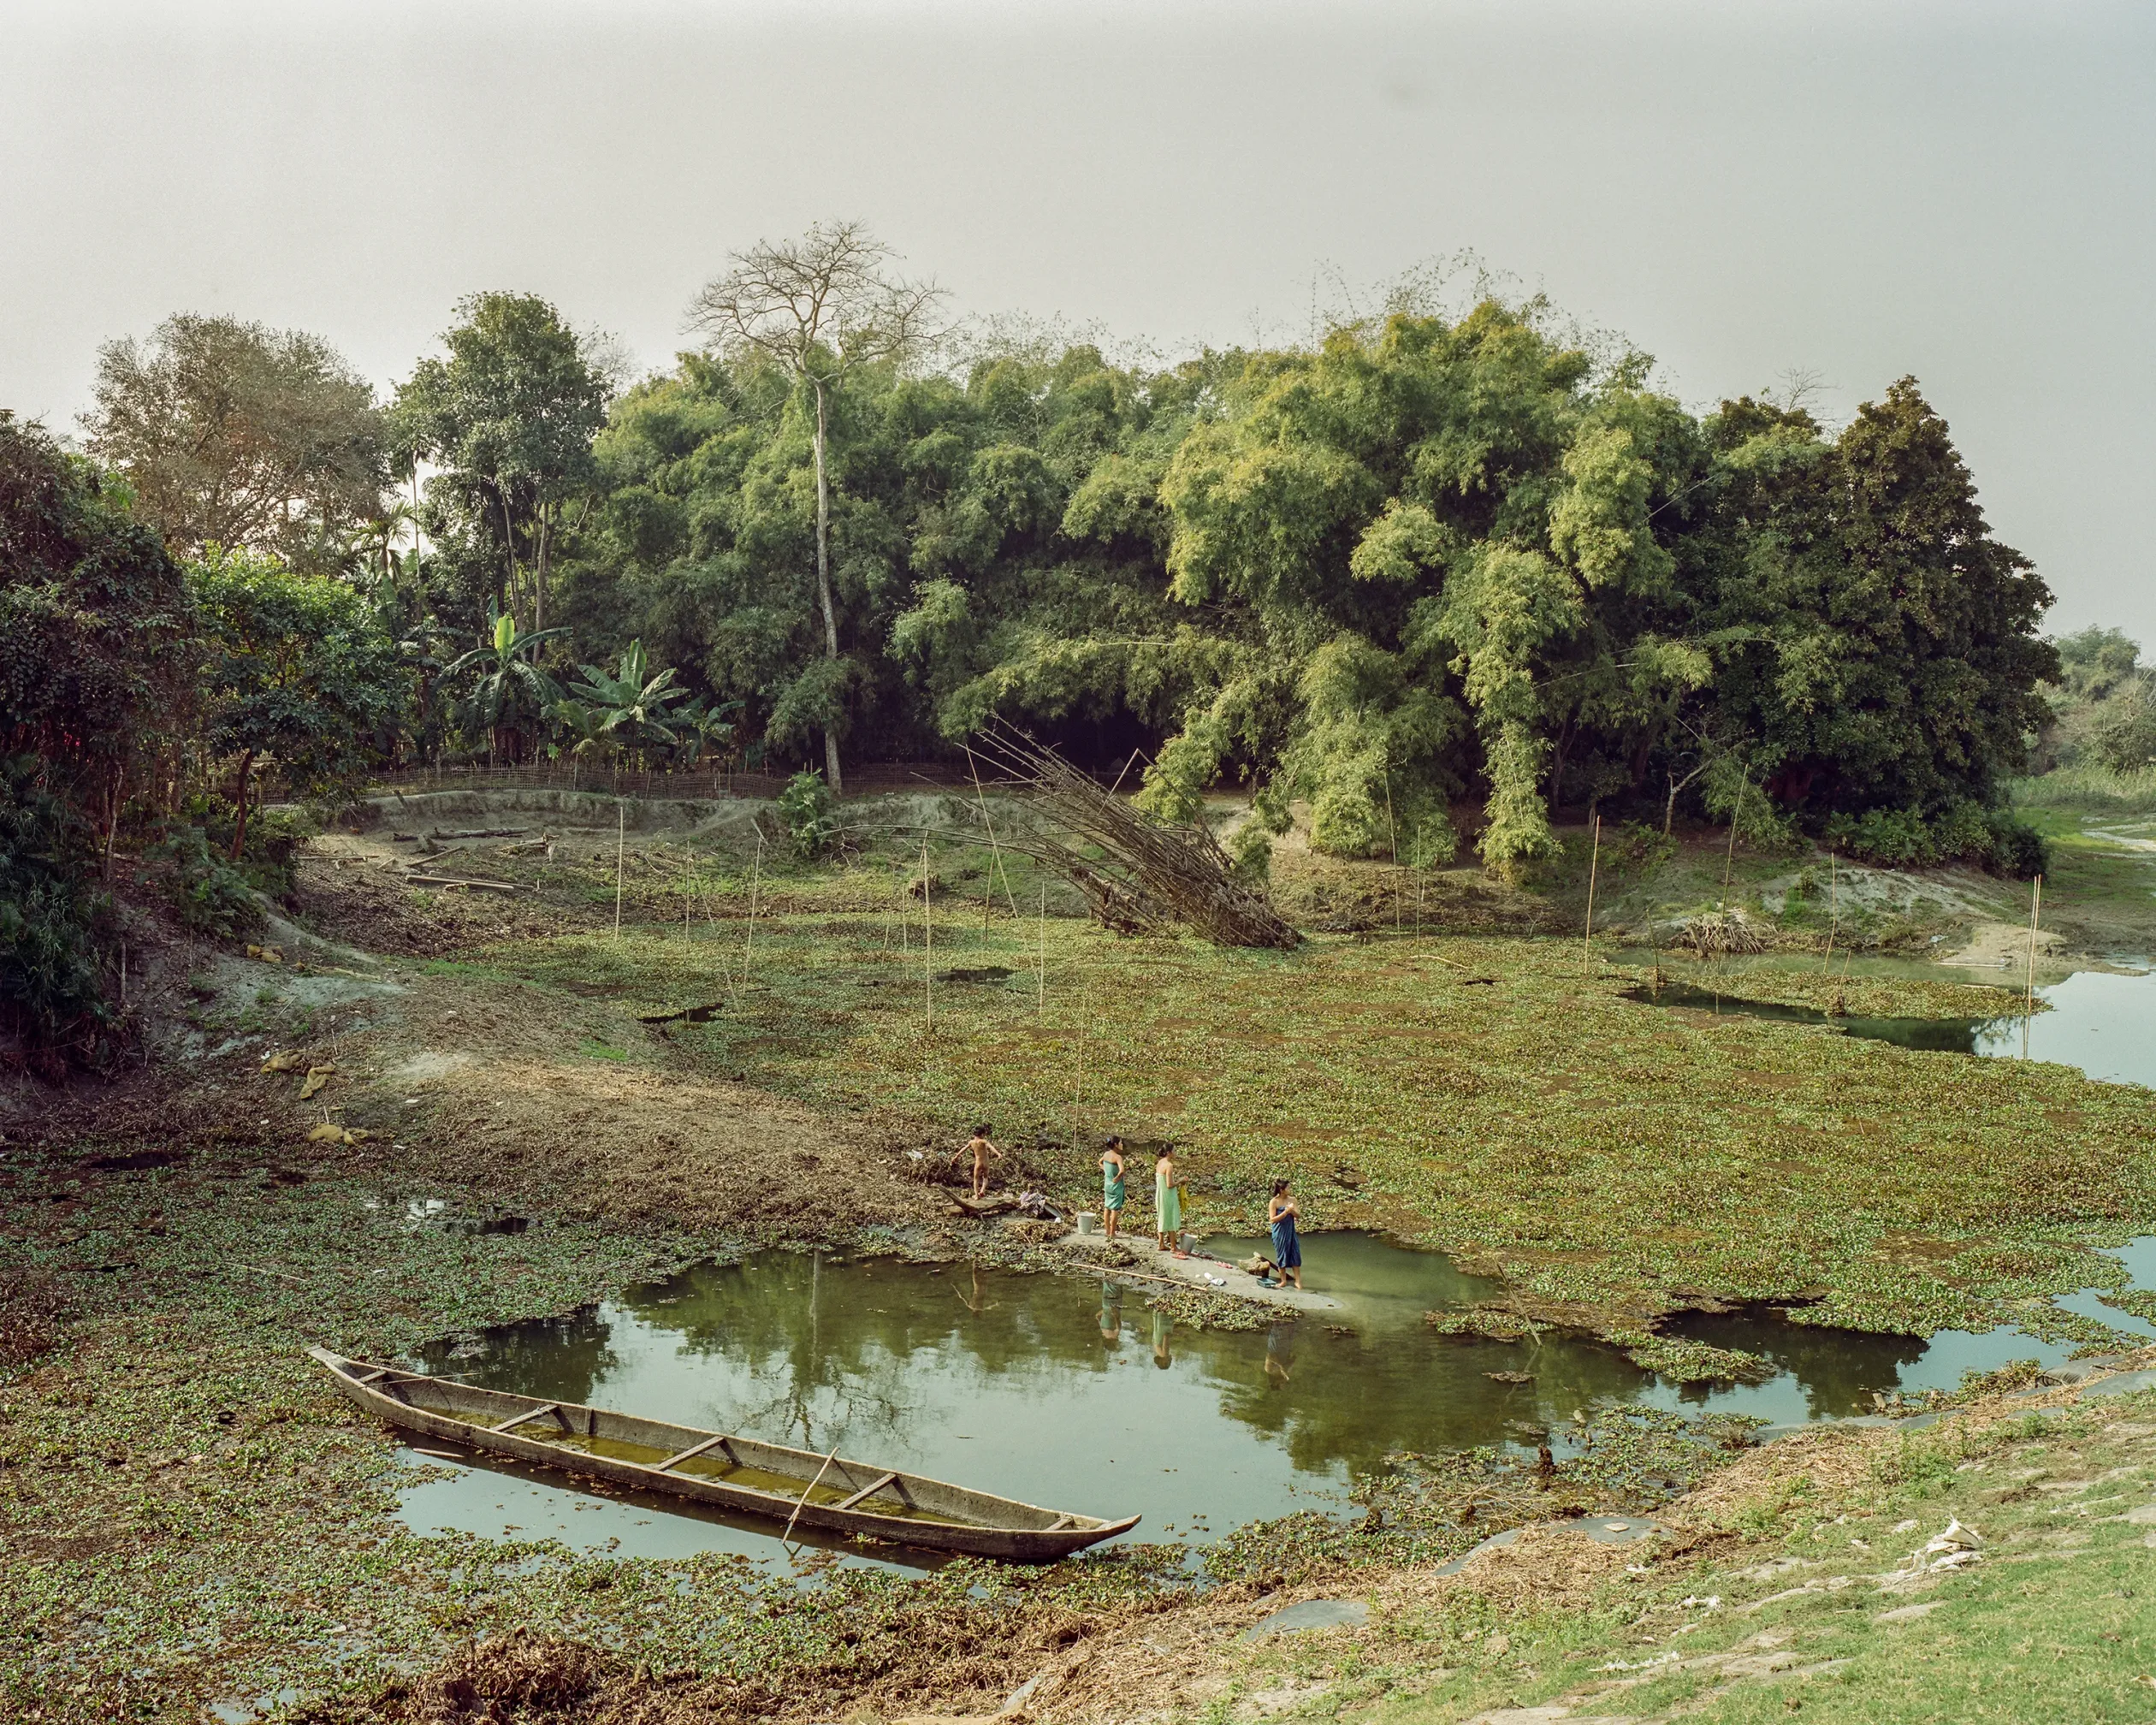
<box><xmin>685</xmin><ymin>222</ymin><xmax>945</xmax><ymax>791</ymax></box>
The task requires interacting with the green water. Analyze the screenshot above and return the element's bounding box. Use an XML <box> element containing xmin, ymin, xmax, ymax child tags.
<box><xmin>397</xmin><ymin>1233</ymin><xmax>2139</xmax><ymax>1568</ymax></box>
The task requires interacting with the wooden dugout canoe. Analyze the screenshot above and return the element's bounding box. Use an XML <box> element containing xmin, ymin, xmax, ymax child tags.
<box><xmin>310</xmin><ymin>1347</ymin><xmax>1139</xmax><ymax>1562</ymax></box>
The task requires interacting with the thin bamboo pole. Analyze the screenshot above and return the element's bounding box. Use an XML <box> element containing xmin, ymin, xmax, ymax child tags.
<box><xmin>2023</xmin><ymin>873</ymin><xmax>2043</xmax><ymax>1056</ymax></box>
<box><xmin>740</xmin><ymin>833</ymin><xmax>762</xmax><ymax>1000</ymax></box>
<box><xmin>967</xmin><ymin>750</ymin><xmax>1023</xmax><ymax>922</ymax></box>
<box><xmin>1821</xmin><ymin>849</ymin><xmax>1838</xmax><ymax>973</ymax></box>
<box><xmin>683</xmin><ymin>850</ymin><xmax>692</xmax><ymax>945</ymax></box>
<box><xmin>1038</xmin><ymin>885</ymin><xmax>1047</xmax><ymax>1017</ymax></box>
<box><xmin>1582</xmin><ymin>814</ymin><xmax>1602</xmax><ymax>975</ymax></box>
<box><xmin>1721</xmin><ymin>801</ymin><xmax>1739</xmax><ymax>908</ymax></box>
<box><xmin>922</xmin><ymin>840</ymin><xmax>933</xmax><ymax>1036</ymax></box>
<box><xmin>613</xmin><ymin>803</ymin><xmax>625</xmax><ymax>938</ymax></box>
<box><xmin>782</xmin><ymin>1446</ymin><xmax>842</xmax><ymax>1549</ymax></box>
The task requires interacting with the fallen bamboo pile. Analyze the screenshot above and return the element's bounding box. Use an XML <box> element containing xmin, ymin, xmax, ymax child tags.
<box><xmin>965</xmin><ymin>720</ymin><xmax>1300</xmax><ymax>949</ymax></box>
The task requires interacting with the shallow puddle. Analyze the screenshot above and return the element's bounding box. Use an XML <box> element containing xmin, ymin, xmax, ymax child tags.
<box><xmin>396</xmin><ymin>1233</ymin><xmax>2153</xmax><ymax>1569</ymax></box>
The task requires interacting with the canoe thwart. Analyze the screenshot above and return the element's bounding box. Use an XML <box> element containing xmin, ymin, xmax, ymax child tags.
<box><xmin>654</xmin><ymin>1434</ymin><xmax>732</xmax><ymax>1473</ymax></box>
<box><xmin>491</xmin><ymin>1402</ymin><xmax>563</xmax><ymax>1434</ymax></box>
<box><xmin>833</xmin><ymin>1469</ymin><xmax>901</xmax><ymax>1511</ymax></box>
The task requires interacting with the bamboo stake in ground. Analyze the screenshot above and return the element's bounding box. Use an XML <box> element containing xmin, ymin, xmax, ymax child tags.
<box><xmin>1038</xmin><ymin>884</ymin><xmax>1046</xmax><ymax>1017</ymax></box>
<box><xmin>614</xmin><ymin>803</ymin><xmax>625</xmax><ymax>938</ymax></box>
<box><xmin>737</xmin><ymin>833</ymin><xmax>762</xmax><ymax>1005</ymax></box>
<box><xmin>922</xmin><ymin>839</ymin><xmax>933</xmax><ymax>1036</ymax></box>
<box><xmin>2023</xmin><ymin>872</ymin><xmax>2044</xmax><ymax>1055</ymax></box>
<box><xmin>1821</xmin><ymin>849</ymin><xmax>1839</xmax><ymax>973</ymax></box>
<box><xmin>1721</xmin><ymin>797</ymin><xmax>1740</xmax><ymax>908</ymax></box>
<box><xmin>1581</xmin><ymin>814</ymin><xmax>1602</xmax><ymax>975</ymax></box>
<box><xmin>683</xmin><ymin>850</ymin><xmax>692</xmax><ymax>945</ymax></box>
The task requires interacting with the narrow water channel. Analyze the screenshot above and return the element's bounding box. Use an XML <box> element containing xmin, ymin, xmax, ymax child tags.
<box><xmin>395</xmin><ymin>1232</ymin><xmax>2153</xmax><ymax>1571</ymax></box>
<box><xmin>1624</xmin><ymin>955</ymin><xmax>2156</xmax><ymax>1089</ymax></box>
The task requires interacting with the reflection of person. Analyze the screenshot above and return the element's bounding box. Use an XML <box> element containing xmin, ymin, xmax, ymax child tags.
<box><xmin>1264</xmin><ymin>1320</ymin><xmax>1295</xmax><ymax>1387</ymax></box>
<box><xmin>1152</xmin><ymin>1307</ymin><xmax>1173</xmax><ymax>1368</ymax></box>
<box><xmin>1154</xmin><ymin>1147</ymin><xmax>1182</xmax><ymax>1253</ymax></box>
<box><xmin>1099</xmin><ymin>1279</ymin><xmax>1122</xmax><ymax>1345</ymax></box>
<box><xmin>1268</xmin><ymin>1178</ymin><xmax>1303</xmax><ymax>1289</ymax></box>
<box><xmin>1099</xmin><ymin>1137</ymin><xmax>1127</xmax><ymax>1239</ymax></box>
<box><xmin>951</xmin><ymin>1123</ymin><xmax>1002</xmax><ymax>1199</ymax></box>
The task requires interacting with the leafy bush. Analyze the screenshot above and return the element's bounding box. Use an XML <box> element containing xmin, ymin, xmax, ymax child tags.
<box><xmin>0</xmin><ymin>758</ymin><xmax>115</xmax><ymax>1067</ymax></box>
<box><xmin>151</xmin><ymin>825</ymin><xmax>263</xmax><ymax>938</ymax></box>
<box><xmin>2090</xmin><ymin>690</ymin><xmax>2156</xmax><ymax>774</ymax></box>
<box><xmin>1227</xmin><ymin>822</ymin><xmax>1272</xmax><ymax>885</ymax></box>
<box><xmin>1825</xmin><ymin>801</ymin><xmax>2046</xmax><ymax>879</ymax></box>
<box><xmin>775</xmin><ymin>770</ymin><xmax>838</xmax><ymax>858</ymax></box>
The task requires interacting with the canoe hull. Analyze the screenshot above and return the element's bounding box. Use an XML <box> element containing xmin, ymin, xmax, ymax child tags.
<box><xmin>310</xmin><ymin>1348</ymin><xmax>1136</xmax><ymax>1562</ymax></box>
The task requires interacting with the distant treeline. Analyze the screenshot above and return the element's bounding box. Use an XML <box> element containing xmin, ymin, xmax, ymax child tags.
<box><xmin>9</xmin><ymin>236</ymin><xmax>2077</xmax><ymax>1056</ymax></box>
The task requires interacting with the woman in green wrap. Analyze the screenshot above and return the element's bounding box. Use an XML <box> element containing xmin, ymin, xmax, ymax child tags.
<box><xmin>1154</xmin><ymin>1146</ymin><xmax>1182</xmax><ymax>1254</ymax></box>
<box><xmin>1099</xmin><ymin>1136</ymin><xmax>1127</xmax><ymax>1239</ymax></box>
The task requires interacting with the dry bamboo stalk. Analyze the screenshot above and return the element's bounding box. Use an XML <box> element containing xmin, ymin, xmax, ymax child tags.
<box><xmin>2024</xmin><ymin>873</ymin><xmax>2043</xmax><ymax>1033</ymax></box>
<box><xmin>738</xmin><ymin>834</ymin><xmax>762</xmax><ymax>1002</ymax></box>
<box><xmin>922</xmin><ymin>839</ymin><xmax>933</xmax><ymax>1036</ymax></box>
<box><xmin>613</xmin><ymin>803</ymin><xmax>625</xmax><ymax>938</ymax></box>
<box><xmin>1582</xmin><ymin>814</ymin><xmax>1602</xmax><ymax>975</ymax></box>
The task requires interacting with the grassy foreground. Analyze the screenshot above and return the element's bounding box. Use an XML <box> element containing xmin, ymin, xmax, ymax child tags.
<box><xmin>1226</xmin><ymin>1378</ymin><xmax>2156</xmax><ymax>1725</ymax></box>
<box><xmin>472</xmin><ymin>868</ymin><xmax>2156</xmax><ymax>1349</ymax></box>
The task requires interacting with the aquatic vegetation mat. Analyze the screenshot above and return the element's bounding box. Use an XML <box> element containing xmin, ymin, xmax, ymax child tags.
<box><xmin>479</xmin><ymin>908</ymin><xmax>2156</xmax><ymax>1346</ymax></box>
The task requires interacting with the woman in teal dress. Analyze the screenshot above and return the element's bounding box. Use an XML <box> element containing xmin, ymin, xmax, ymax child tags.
<box><xmin>1099</xmin><ymin>1135</ymin><xmax>1126</xmax><ymax>1239</ymax></box>
<box><xmin>1154</xmin><ymin>1146</ymin><xmax>1182</xmax><ymax>1253</ymax></box>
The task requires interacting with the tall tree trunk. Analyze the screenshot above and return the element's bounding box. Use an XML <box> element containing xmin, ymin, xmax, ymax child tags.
<box><xmin>534</xmin><ymin>500</ymin><xmax>549</xmax><ymax>634</ymax></box>
<box><xmin>812</xmin><ymin>382</ymin><xmax>844</xmax><ymax>794</ymax></box>
<box><xmin>229</xmin><ymin>750</ymin><xmax>255</xmax><ymax>862</ymax></box>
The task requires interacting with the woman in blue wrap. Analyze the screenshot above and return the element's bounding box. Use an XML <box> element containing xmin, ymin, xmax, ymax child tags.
<box><xmin>1267</xmin><ymin>1177</ymin><xmax>1303</xmax><ymax>1289</ymax></box>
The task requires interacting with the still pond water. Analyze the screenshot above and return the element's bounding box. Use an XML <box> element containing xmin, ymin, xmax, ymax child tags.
<box><xmin>1631</xmin><ymin>957</ymin><xmax>2156</xmax><ymax>1089</ymax></box>
<box><xmin>400</xmin><ymin>1231</ymin><xmax>2154</xmax><ymax>1572</ymax></box>
<box><xmin>399</xmin><ymin>960</ymin><xmax>2156</xmax><ymax>1570</ymax></box>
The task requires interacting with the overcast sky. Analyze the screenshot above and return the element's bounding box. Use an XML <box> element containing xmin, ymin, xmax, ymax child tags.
<box><xmin>5</xmin><ymin>0</ymin><xmax>2151</xmax><ymax>640</ymax></box>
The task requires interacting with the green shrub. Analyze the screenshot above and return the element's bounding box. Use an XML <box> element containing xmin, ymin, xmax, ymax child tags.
<box><xmin>0</xmin><ymin>758</ymin><xmax>115</xmax><ymax>1066</ymax></box>
<box><xmin>1227</xmin><ymin>822</ymin><xmax>1272</xmax><ymax>885</ymax></box>
<box><xmin>775</xmin><ymin>770</ymin><xmax>838</xmax><ymax>859</ymax></box>
<box><xmin>1824</xmin><ymin>801</ymin><xmax>2046</xmax><ymax>879</ymax></box>
<box><xmin>151</xmin><ymin>826</ymin><xmax>262</xmax><ymax>938</ymax></box>
<box><xmin>2090</xmin><ymin>689</ymin><xmax>2156</xmax><ymax>774</ymax></box>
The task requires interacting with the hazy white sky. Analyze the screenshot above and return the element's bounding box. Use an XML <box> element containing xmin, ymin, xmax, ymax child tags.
<box><xmin>4</xmin><ymin>0</ymin><xmax>2151</xmax><ymax>638</ymax></box>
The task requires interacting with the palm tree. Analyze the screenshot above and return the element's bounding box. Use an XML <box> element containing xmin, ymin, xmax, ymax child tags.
<box><xmin>446</xmin><ymin>602</ymin><xmax>567</xmax><ymax>763</ymax></box>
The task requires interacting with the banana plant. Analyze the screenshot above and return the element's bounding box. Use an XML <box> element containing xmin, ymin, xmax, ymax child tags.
<box><xmin>562</xmin><ymin>638</ymin><xmax>695</xmax><ymax>767</ymax></box>
<box><xmin>672</xmin><ymin>697</ymin><xmax>745</xmax><ymax>768</ymax></box>
<box><xmin>445</xmin><ymin>602</ymin><xmax>568</xmax><ymax>763</ymax></box>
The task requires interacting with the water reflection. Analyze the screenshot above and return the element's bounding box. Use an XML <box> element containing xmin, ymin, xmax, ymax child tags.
<box><xmin>1623</xmin><ymin>981</ymin><xmax>1994</xmax><ymax>1054</ymax></box>
<box><xmin>1623</xmin><ymin>956</ymin><xmax>2156</xmax><ymax>1090</ymax></box>
<box><xmin>409</xmin><ymin>1233</ymin><xmax>2125</xmax><ymax>1568</ymax></box>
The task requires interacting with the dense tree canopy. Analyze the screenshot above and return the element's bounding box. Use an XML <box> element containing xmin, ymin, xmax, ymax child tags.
<box><xmin>543</xmin><ymin>292</ymin><xmax>2053</xmax><ymax>875</ymax></box>
<box><xmin>392</xmin><ymin>293</ymin><xmax>611</xmax><ymax>637</ymax></box>
<box><xmin>83</xmin><ymin>314</ymin><xmax>386</xmax><ymax>572</ymax></box>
